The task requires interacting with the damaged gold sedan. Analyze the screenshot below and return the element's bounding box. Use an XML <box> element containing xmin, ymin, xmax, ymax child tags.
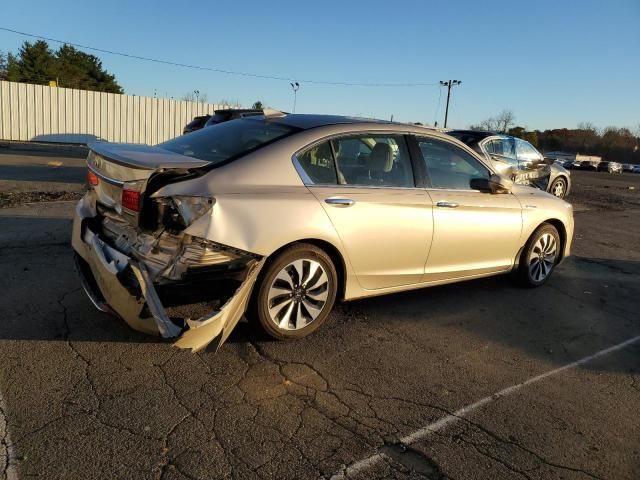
<box><xmin>73</xmin><ymin>112</ymin><xmax>574</xmax><ymax>352</ymax></box>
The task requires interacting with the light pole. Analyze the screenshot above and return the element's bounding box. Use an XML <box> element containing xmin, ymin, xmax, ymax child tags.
<box><xmin>194</xmin><ymin>90</ymin><xmax>200</xmax><ymax>103</ymax></box>
<box><xmin>439</xmin><ymin>80</ymin><xmax>461</xmax><ymax>128</ymax></box>
<box><xmin>290</xmin><ymin>82</ymin><xmax>300</xmax><ymax>113</ymax></box>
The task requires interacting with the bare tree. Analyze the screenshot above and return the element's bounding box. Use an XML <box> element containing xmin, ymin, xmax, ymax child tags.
<box><xmin>469</xmin><ymin>110</ymin><xmax>515</xmax><ymax>133</ymax></box>
<box><xmin>181</xmin><ymin>91</ymin><xmax>209</xmax><ymax>104</ymax></box>
<box><xmin>217</xmin><ymin>98</ymin><xmax>241</xmax><ymax>108</ymax></box>
<box><xmin>495</xmin><ymin>110</ymin><xmax>515</xmax><ymax>133</ymax></box>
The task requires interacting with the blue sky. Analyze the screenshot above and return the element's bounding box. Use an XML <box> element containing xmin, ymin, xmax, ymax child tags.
<box><xmin>1</xmin><ymin>0</ymin><xmax>638</xmax><ymax>130</ymax></box>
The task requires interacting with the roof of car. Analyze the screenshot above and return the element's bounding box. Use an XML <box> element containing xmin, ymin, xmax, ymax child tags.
<box><xmin>252</xmin><ymin>113</ymin><xmax>442</xmax><ymax>133</ymax></box>
<box><xmin>214</xmin><ymin>109</ymin><xmax>263</xmax><ymax>115</ymax></box>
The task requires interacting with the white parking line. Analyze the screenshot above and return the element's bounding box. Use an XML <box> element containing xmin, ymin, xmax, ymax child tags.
<box><xmin>331</xmin><ymin>335</ymin><xmax>640</xmax><ymax>479</ymax></box>
<box><xmin>0</xmin><ymin>389</ymin><xmax>18</xmax><ymax>480</ymax></box>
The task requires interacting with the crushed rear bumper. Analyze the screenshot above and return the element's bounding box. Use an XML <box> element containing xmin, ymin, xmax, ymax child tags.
<box><xmin>71</xmin><ymin>195</ymin><xmax>264</xmax><ymax>352</ymax></box>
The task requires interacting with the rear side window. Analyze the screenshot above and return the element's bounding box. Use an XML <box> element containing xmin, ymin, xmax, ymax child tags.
<box><xmin>295</xmin><ymin>134</ymin><xmax>415</xmax><ymax>188</ymax></box>
<box><xmin>417</xmin><ymin>137</ymin><xmax>489</xmax><ymax>190</ymax></box>
<box><xmin>160</xmin><ymin>118</ymin><xmax>298</xmax><ymax>165</ymax></box>
<box><xmin>486</xmin><ymin>138</ymin><xmax>516</xmax><ymax>159</ymax></box>
<box><xmin>295</xmin><ymin>141</ymin><xmax>338</xmax><ymax>185</ymax></box>
<box><xmin>331</xmin><ymin>135</ymin><xmax>414</xmax><ymax>187</ymax></box>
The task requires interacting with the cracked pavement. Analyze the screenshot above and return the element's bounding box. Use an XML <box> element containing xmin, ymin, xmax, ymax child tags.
<box><xmin>0</xmin><ymin>162</ymin><xmax>639</xmax><ymax>479</ymax></box>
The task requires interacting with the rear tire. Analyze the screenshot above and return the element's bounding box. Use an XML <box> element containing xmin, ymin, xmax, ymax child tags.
<box><xmin>516</xmin><ymin>223</ymin><xmax>561</xmax><ymax>287</ymax></box>
<box><xmin>249</xmin><ymin>243</ymin><xmax>337</xmax><ymax>340</ymax></box>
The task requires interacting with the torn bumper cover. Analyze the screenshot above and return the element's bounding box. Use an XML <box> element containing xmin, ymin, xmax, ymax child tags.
<box><xmin>72</xmin><ymin>197</ymin><xmax>265</xmax><ymax>352</ymax></box>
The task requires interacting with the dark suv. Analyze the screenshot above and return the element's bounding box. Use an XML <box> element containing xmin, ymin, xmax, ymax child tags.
<box><xmin>203</xmin><ymin>109</ymin><xmax>263</xmax><ymax>127</ymax></box>
<box><xmin>182</xmin><ymin>115</ymin><xmax>211</xmax><ymax>134</ymax></box>
<box><xmin>182</xmin><ymin>110</ymin><xmax>264</xmax><ymax>135</ymax></box>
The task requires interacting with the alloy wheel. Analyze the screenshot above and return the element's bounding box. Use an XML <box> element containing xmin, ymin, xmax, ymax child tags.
<box><xmin>266</xmin><ymin>259</ymin><xmax>329</xmax><ymax>330</ymax></box>
<box><xmin>551</xmin><ymin>179</ymin><xmax>566</xmax><ymax>197</ymax></box>
<box><xmin>528</xmin><ymin>233</ymin><xmax>557</xmax><ymax>282</ymax></box>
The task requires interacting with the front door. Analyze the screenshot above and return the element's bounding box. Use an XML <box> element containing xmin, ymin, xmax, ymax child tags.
<box><xmin>414</xmin><ymin>135</ymin><xmax>523</xmax><ymax>281</ymax></box>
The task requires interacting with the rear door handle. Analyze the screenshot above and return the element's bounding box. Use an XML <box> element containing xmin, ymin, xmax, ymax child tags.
<box><xmin>436</xmin><ymin>201</ymin><xmax>459</xmax><ymax>208</ymax></box>
<box><xmin>324</xmin><ymin>197</ymin><xmax>355</xmax><ymax>207</ymax></box>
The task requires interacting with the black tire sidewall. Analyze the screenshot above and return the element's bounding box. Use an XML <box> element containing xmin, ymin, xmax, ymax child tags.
<box><xmin>251</xmin><ymin>244</ymin><xmax>337</xmax><ymax>340</ymax></box>
<box><xmin>519</xmin><ymin>224</ymin><xmax>561</xmax><ymax>287</ymax></box>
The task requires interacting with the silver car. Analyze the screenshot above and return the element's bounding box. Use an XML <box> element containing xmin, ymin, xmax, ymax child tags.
<box><xmin>448</xmin><ymin>131</ymin><xmax>572</xmax><ymax>199</ymax></box>
<box><xmin>72</xmin><ymin>113</ymin><xmax>574</xmax><ymax>351</ymax></box>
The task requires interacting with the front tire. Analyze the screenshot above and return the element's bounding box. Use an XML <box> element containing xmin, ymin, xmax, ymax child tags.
<box><xmin>549</xmin><ymin>177</ymin><xmax>567</xmax><ymax>198</ymax></box>
<box><xmin>249</xmin><ymin>243</ymin><xmax>337</xmax><ymax>340</ymax></box>
<box><xmin>517</xmin><ymin>223</ymin><xmax>561</xmax><ymax>287</ymax></box>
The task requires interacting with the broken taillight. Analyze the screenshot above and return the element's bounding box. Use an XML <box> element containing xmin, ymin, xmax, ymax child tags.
<box><xmin>87</xmin><ymin>170</ymin><xmax>99</xmax><ymax>186</ymax></box>
<box><xmin>121</xmin><ymin>189</ymin><xmax>141</xmax><ymax>212</ymax></box>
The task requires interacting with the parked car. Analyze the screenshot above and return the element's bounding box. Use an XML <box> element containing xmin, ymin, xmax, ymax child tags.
<box><xmin>74</xmin><ymin>114</ymin><xmax>574</xmax><ymax>352</ymax></box>
<box><xmin>578</xmin><ymin>161</ymin><xmax>597</xmax><ymax>171</ymax></box>
<box><xmin>203</xmin><ymin>109</ymin><xmax>263</xmax><ymax>127</ymax></box>
<box><xmin>554</xmin><ymin>158</ymin><xmax>575</xmax><ymax>169</ymax></box>
<box><xmin>182</xmin><ymin>115</ymin><xmax>211</xmax><ymax>134</ymax></box>
<box><xmin>597</xmin><ymin>161</ymin><xmax>623</xmax><ymax>173</ymax></box>
<box><xmin>622</xmin><ymin>163</ymin><xmax>635</xmax><ymax>172</ymax></box>
<box><xmin>447</xmin><ymin>131</ymin><xmax>572</xmax><ymax>198</ymax></box>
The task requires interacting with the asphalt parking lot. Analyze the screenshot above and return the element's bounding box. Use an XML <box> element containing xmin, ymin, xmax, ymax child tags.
<box><xmin>1</xmin><ymin>147</ymin><xmax>639</xmax><ymax>480</ymax></box>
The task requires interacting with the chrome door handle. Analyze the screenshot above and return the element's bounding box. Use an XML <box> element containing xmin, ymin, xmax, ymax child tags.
<box><xmin>436</xmin><ymin>201</ymin><xmax>459</xmax><ymax>208</ymax></box>
<box><xmin>324</xmin><ymin>197</ymin><xmax>355</xmax><ymax>207</ymax></box>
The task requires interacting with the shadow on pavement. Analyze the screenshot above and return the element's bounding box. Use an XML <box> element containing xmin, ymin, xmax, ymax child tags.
<box><xmin>0</xmin><ymin>215</ymin><xmax>638</xmax><ymax>372</ymax></box>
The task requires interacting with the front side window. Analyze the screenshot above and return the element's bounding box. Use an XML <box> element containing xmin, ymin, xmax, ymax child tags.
<box><xmin>515</xmin><ymin>139</ymin><xmax>542</xmax><ymax>163</ymax></box>
<box><xmin>331</xmin><ymin>135</ymin><xmax>414</xmax><ymax>187</ymax></box>
<box><xmin>417</xmin><ymin>137</ymin><xmax>490</xmax><ymax>190</ymax></box>
<box><xmin>160</xmin><ymin>118</ymin><xmax>298</xmax><ymax>165</ymax></box>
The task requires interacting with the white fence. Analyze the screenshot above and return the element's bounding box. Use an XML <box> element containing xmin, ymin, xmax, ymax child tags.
<box><xmin>0</xmin><ymin>80</ymin><xmax>225</xmax><ymax>145</ymax></box>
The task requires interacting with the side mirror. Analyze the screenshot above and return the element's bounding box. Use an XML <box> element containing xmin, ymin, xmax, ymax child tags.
<box><xmin>470</xmin><ymin>174</ymin><xmax>513</xmax><ymax>194</ymax></box>
<box><xmin>488</xmin><ymin>173</ymin><xmax>513</xmax><ymax>193</ymax></box>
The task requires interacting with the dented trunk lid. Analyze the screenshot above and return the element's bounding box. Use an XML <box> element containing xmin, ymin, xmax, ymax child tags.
<box><xmin>87</xmin><ymin>142</ymin><xmax>210</xmax><ymax>217</ymax></box>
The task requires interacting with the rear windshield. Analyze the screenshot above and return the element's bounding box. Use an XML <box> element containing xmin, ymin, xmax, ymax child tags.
<box><xmin>160</xmin><ymin>118</ymin><xmax>299</xmax><ymax>165</ymax></box>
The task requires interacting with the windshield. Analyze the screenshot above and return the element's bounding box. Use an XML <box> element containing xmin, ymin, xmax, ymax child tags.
<box><xmin>160</xmin><ymin>118</ymin><xmax>299</xmax><ymax>165</ymax></box>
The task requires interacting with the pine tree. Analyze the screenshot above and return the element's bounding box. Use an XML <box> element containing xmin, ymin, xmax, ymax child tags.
<box><xmin>7</xmin><ymin>40</ymin><xmax>55</xmax><ymax>84</ymax></box>
<box><xmin>6</xmin><ymin>40</ymin><xmax>123</xmax><ymax>93</ymax></box>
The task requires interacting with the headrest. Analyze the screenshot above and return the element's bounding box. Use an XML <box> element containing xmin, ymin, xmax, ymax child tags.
<box><xmin>370</xmin><ymin>143</ymin><xmax>393</xmax><ymax>173</ymax></box>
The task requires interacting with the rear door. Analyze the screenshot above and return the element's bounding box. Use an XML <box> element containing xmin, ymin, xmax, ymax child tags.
<box><xmin>294</xmin><ymin>133</ymin><xmax>433</xmax><ymax>290</ymax></box>
<box><xmin>414</xmin><ymin>135</ymin><xmax>523</xmax><ymax>281</ymax></box>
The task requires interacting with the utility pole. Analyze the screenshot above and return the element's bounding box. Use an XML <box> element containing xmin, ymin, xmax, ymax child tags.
<box><xmin>290</xmin><ymin>82</ymin><xmax>300</xmax><ymax>113</ymax></box>
<box><xmin>439</xmin><ymin>80</ymin><xmax>462</xmax><ymax>128</ymax></box>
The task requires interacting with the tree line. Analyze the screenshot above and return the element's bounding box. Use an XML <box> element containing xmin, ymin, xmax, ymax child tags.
<box><xmin>0</xmin><ymin>40</ymin><xmax>122</xmax><ymax>93</ymax></box>
<box><xmin>471</xmin><ymin>111</ymin><xmax>640</xmax><ymax>163</ymax></box>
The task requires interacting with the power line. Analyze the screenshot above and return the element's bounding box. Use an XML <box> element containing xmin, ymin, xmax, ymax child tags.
<box><xmin>0</xmin><ymin>26</ymin><xmax>440</xmax><ymax>88</ymax></box>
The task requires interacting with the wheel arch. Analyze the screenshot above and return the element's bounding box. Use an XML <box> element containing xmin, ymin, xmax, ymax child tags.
<box><xmin>544</xmin><ymin>218</ymin><xmax>567</xmax><ymax>261</ymax></box>
<box><xmin>514</xmin><ymin>218</ymin><xmax>568</xmax><ymax>269</ymax></box>
<box><xmin>261</xmin><ymin>238</ymin><xmax>348</xmax><ymax>301</ymax></box>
